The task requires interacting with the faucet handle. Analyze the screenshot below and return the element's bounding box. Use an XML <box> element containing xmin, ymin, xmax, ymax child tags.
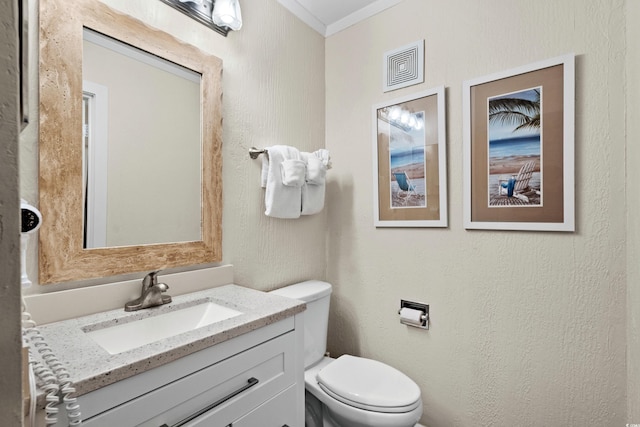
<box><xmin>142</xmin><ymin>270</ymin><xmax>161</xmax><ymax>289</ymax></box>
<box><xmin>156</xmin><ymin>281</ymin><xmax>172</xmax><ymax>305</ymax></box>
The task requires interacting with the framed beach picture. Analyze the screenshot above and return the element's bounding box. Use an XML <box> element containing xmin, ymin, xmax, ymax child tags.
<box><xmin>373</xmin><ymin>86</ymin><xmax>447</xmax><ymax>227</ymax></box>
<box><xmin>463</xmin><ymin>54</ymin><xmax>575</xmax><ymax>231</ymax></box>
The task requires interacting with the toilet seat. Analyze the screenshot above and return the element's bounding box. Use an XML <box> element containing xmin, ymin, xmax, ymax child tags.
<box><xmin>316</xmin><ymin>355</ymin><xmax>421</xmax><ymax>414</ymax></box>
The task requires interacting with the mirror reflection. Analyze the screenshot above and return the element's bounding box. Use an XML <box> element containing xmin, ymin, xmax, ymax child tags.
<box><xmin>82</xmin><ymin>28</ymin><xmax>202</xmax><ymax>248</ymax></box>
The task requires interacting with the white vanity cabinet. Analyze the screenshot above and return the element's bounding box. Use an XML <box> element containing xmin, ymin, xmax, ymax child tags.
<box><xmin>68</xmin><ymin>314</ymin><xmax>304</xmax><ymax>427</ymax></box>
<box><xmin>227</xmin><ymin>384</ymin><xmax>297</xmax><ymax>427</ymax></box>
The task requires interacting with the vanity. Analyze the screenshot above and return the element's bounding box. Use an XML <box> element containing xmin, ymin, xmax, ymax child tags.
<box><xmin>35</xmin><ymin>285</ymin><xmax>306</xmax><ymax>426</ymax></box>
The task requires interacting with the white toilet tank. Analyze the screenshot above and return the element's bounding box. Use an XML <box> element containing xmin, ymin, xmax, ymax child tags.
<box><xmin>270</xmin><ymin>280</ymin><xmax>332</xmax><ymax>369</ymax></box>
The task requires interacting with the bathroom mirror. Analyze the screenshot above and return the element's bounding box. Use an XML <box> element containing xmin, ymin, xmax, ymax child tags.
<box><xmin>39</xmin><ymin>0</ymin><xmax>223</xmax><ymax>284</ymax></box>
<box><xmin>82</xmin><ymin>28</ymin><xmax>202</xmax><ymax>249</ymax></box>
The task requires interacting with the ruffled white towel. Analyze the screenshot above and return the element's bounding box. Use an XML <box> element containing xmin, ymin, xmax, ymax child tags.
<box><xmin>261</xmin><ymin>145</ymin><xmax>305</xmax><ymax>218</ymax></box>
<box><xmin>281</xmin><ymin>159</ymin><xmax>306</xmax><ymax>187</ymax></box>
<box><xmin>301</xmin><ymin>149</ymin><xmax>330</xmax><ymax>215</ymax></box>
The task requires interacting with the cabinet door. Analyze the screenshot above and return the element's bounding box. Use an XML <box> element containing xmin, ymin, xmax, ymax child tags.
<box><xmin>185</xmin><ymin>385</ymin><xmax>297</xmax><ymax>427</ymax></box>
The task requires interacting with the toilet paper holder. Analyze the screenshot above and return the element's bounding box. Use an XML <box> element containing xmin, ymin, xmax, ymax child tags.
<box><xmin>398</xmin><ymin>300</ymin><xmax>429</xmax><ymax>329</ymax></box>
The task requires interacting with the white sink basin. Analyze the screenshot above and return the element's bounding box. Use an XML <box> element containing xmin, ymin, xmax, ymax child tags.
<box><xmin>85</xmin><ymin>302</ymin><xmax>243</xmax><ymax>355</ymax></box>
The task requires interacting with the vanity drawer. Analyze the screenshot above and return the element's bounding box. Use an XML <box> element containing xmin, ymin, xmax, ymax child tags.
<box><xmin>82</xmin><ymin>331</ymin><xmax>296</xmax><ymax>426</ymax></box>
<box><xmin>226</xmin><ymin>384</ymin><xmax>297</xmax><ymax>427</ymax></box>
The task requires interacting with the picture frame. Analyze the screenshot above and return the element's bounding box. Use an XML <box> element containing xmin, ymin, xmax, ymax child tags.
<box><xmin>462</xmin><ymin>54</ymin><xmax>575</xmax><ymax>231</ymax></box>
<box><xmin>373</xmin><ymin>86</ymin><xmax>448</xmax><ymax>227</ymax></box>
<box><xmin>158</xmin><ymin>0</ymin><xmax>228</xmax><ymax>37</ymax></box>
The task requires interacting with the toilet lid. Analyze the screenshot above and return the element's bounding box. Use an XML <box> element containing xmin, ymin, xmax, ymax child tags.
<box><xmin>316</xmin><ymin>355</ymin><xmax>421</xmax><ymax>413</ymax></box>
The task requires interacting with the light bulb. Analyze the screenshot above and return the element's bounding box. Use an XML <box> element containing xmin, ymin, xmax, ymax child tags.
<box><xmin>388</xmin><ymin>106</ymin><xmax>401</xmax><ymax>120</ymax></box>
<box><xmin>212</xmin><ymin>0</ymin><xmax>243</xmax><ymax>31</ymax></box>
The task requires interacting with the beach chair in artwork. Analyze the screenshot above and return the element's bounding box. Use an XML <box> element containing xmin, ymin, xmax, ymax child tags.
<box><xmin>498</xmin><ymin>160</ymin><xmax>538</xmax><ymax>202</ymax></box>
<box><xmin>393</xmin><ymin>172</ymin><xmax>418</xmax><ymax>204</ymax></box>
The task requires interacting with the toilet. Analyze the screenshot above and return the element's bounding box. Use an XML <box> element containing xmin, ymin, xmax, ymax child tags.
<box><xmin>270</xmin><ymin>280</ymin><xmax>423</xmax><ymax>427</ymax></box>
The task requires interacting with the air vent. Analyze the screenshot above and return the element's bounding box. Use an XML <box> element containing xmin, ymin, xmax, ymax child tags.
<box><xmin>383</xmin><ymin>40</ymin><xmax>424</xmax><ymax>92</ymax></box>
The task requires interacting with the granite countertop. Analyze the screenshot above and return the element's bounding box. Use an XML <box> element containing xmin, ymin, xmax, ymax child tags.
<box><xmin>33</xmin><ymin>284</ymin><xmax>305</xmax><ymax>399</ymax></box>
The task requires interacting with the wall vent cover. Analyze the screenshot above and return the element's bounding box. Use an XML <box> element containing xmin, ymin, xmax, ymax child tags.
<box><xmin>383</xmin><ymin>40</ymin><xmax>424</xmax><ymax>92</ymax></box>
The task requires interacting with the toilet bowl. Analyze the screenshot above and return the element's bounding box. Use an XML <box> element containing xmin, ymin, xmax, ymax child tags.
<box><xmin>270</xmin><ymin>280</ymin><xmax>423</xmax><ymax>427</ymax></box>
<box><xmin>305</xmin><ymin>356</ymin><xmax>423</xmax><ymax>427</ymax></box>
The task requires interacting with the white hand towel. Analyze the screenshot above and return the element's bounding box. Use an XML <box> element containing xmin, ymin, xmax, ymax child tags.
<box><xmin>314</xmin><ymin>149</ymin><xmax>332</xmax><ymax>169</ymax></box>
<box><xmin>305</xmin><ymin>156</ymin><xmax>326</xmax><ymax>185</ymax></box>
<box><xmin>261</xmin><ymin>145</ymin><xmax>303</xmax><ymax>218</ymax></box>
<box><xmin>301</xmin><ymin>150</ymin><xmax>330</xmax><ymax>215</ymax></box>
<box><xmin>281</xmin><ymin>159</ymin><xmax>306</xmax><ymax>187</ymax></box>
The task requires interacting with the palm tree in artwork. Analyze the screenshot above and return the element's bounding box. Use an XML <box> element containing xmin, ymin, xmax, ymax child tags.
<box><xmin>488</xmin><ymin>89</ymin><xmax>540</xmax><ymax>133</ymax></box>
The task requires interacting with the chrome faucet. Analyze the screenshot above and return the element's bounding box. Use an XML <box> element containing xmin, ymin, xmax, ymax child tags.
<box><xmin>124</xmin><ymin>270</ymin><xmax>172</xmax><ymax>311</ymax></box>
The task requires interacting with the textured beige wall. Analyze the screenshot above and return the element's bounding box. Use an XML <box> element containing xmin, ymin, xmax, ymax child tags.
<box><xmin>22</xmin><ymin>0</ymin><xmax>327</xmax><ymax>292</ymax></box>
<box><xmin>325</xmin><ymin>1</ymin><xmax>627</xmax><ymax>425</ymax></box>
<box><xmin>0</xmin><ymin>0</ymin><xmax>24</xmax><ymax>423</ymax></box>
<box><xmin>627</xmin><ymin>0</ymin><xmax>640</xmax><ymax>422</ymax></box>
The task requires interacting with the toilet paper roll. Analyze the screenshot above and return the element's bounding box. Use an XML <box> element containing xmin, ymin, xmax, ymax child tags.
<box><xmin>399</xmin><ymin>307</ymin><xmax>424</xmax><ymax>326</ymax></box>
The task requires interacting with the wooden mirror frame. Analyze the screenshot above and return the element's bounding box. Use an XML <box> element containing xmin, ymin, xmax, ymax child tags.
<box><xmin>39</xmin><ymin>0</ymin><xmax>223</xmax><ymax>284</ymax></box>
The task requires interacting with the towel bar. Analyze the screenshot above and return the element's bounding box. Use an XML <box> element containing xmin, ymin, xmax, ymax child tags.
<box><xmin>249</xmin><ymin>147</ymin><xmax>267</xmax><ymax>159</ymax></box>
<box><xmin>250</xmin><ymin>147</ymin><xmax>332</xmax><ymax>171</ymax></box>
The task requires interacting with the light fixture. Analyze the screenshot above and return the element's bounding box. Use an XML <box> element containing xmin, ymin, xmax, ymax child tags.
<box><xmin>400</xmin><ymin>111</ymin><xmax>410</xmax><ymax>125</ymax></box>
<box><xmin>380</xmin><ymin>107</ymin><xmax>425</xmax><ymax>133</ymax></box>
<box><xmin>212</xmin><ymin>0</ymin><xmax>242</xmax><ymax>31</ymax></box>
<box><xmin>388</xmin><ymin>106</ymin><xmax>402</xmax><ymax>121</ymax></box>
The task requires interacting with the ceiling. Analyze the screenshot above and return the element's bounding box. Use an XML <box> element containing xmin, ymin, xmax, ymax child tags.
<box><xmin>276</xmin><ymin>0</ymin><xmax>403</xmax><ymax>37</ymax></box>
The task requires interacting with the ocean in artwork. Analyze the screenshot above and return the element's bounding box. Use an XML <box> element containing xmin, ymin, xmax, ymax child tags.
<box><xmin>489</xmin><ymin>135</ymin><xmax>540</xmax><ymax>159</ymax></box>
<box><xmin>390</xmin><ymin>146</ymin><xmax>425</xmax><ymax>169</ymax></box>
